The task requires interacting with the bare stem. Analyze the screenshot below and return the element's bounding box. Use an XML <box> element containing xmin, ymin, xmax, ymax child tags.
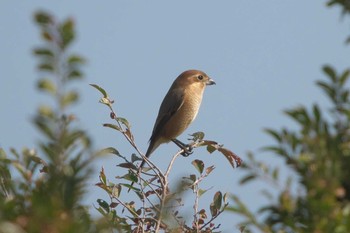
<box><xmin>193</xmin><ymin>184</ymin><xmax>200</xmax><ymax>232</ymax></box>
<box><xmin>200</xmin><ymin>203</ymin><xmax>228</xmax><ymax>230</ymax></box>
<box><xmin>107</xmin><ymin>104</ymin><xmax>165</xmax><ymax>183</ymax></box>
<box><xmin>164</xmin><ymin>150</ymin><xmax>183</xmax><ymax>178</ymax></box>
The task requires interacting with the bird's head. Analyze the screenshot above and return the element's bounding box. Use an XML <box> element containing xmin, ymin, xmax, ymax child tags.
<box><xmin>175</xmin><ymin>70</ymin><xmax>216</xmax><ymax>90</ymax></box>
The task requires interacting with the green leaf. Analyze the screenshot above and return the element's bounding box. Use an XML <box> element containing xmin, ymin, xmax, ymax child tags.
<box><xmin>61</xmin><ymin>91</ymin><xmax>78</xmax><ymax>107</ymax></box>
<box><xmin>117</xmin><ymin>163</ymin><xmax>136</xmax><ymax>169</ymax></box>
<box><xmin>223</xmin><ymin>192</ymin><xmax>229</xmax><ymax>204</ymax></box>
<box><xmin>285</xmin><ymin>107</ymin><xmax>311</xmax><ymax>127</ymax></box>
<box><xmin>262</xmin><ymin>146</ymin><xmax>287</xmax><ymax>156</ymax></box>
<box><xmin>213</xmin><ymin>191</ymin><xmax>222</xmax><ymax>210</ymax></box>
<box><xmin>189</xmin><ymin>174</ymin><xmax>196</xmax><ymax>182</ymax></box>
<box><xmin>33</xmin><ymin>48</ymin><xmax>54</xmax><ymax>57</ymax></box>
<box><xmin>0</xmin><ymin>163</ymin><xmax>11</xmax><ymax>181</ymax></box>
<box><xmin>103</xmin><ymin>123</ymin><xmax>121</xmax><ymax>132</ymax></box>
<box><xmin>38</xmin><ymin>63</ymin><xmax>54</xmax><ymax>72</ymax></box>
<box><xmin>192</xmin><ymin>159</ymin><xmax>204</xmax><ymax>174</ymax></box>
<box><xmin>199</xmin><ymin>209</ymin><xmax>207</xmax><ymax>219</ymax></box>
<box><xmin>28</xmin><ymin>155</ymin><xmax>45</xmax><ymax>165</ymax></box>
<box><xmin>272</xmin><ymin>168</ymin><xmax>279</xmax><ymax>180</ymax></box>
<box><xmin>316</xmin><ymin>80</ymin><xmax>335</xmax><ymax>99</ymax></box>
<box><xmin>239</xmin><ymin>174</ymin><xmax>256</xmax><ymax>184</ymax></box>
<box><xmin>90</xmin><ymin>84</ymin><xmax>108</xmax><ymax>98</ymax></box>
<box><xmin>264</xmin><ymin>128</ymin><xmax>282</xmax><ymax>142</ymax></box>
<box><xmin>261</xmin><ymin>190</ymin><xmax>273</xmax><ymax>200</ymax></box>
<box><xmin>68</xmin><ymin>55</ymin><xmax>86</xmax><ymax>64</ymax></box>
<box><xmin>0</xmin><ymin>148</ymin><xmax>7</xmax><ymax>159</ymax></box>
<box><xmin>68</xmin><ymin>70</ymin><xmax>82</xmax><ymax>79</ymax></box>
<box><xmin>95</xmin><ymin>206</ymin><xmax>107</xmax><ymax>216</ymax></box>
<box><xmin>34</xmin><ymin>11</ymin><xmax>52</xmax><ymax>25</ymax></box>
<box><xmin>341</xmin><ymin>90</ymin><xmax>349</xmax><ymax>102</ymax></box>
<box><xmin>122</xmin><ymin>183</ymin><xmax>140</xmax><ymax>193</ymax></box>
<box><xmin>97</xmin><ymin>199</ymin><xmax>110</xmax><ymax>213</ymax></box>
<box><xmin>190</xmin><ymin>132</ymin><xmax>205</xmax><ymax>141</ymax></box>
<box><xmin>205</xmin><ymin>165</ymin><xmax>215</xmax><ymax>175</ymax></box>
<box><xmin>98</xmin><ymin>147</ymin><xmax>120</xmax><ymax>156</ymax></box>
<box><xmin>62</xmin><ymin>130</ymin><xmax>85</xmax><ymax>150</ymax></box>
<box><xmin>38</xmin><ymin>105</ymin><xmax>54</xmax><ymax>118</ymax></box>
<box><xmin>346</xmin><ymin>35</ymin><xmax>350</xmax><ymax>44</ymax></box>
<box><xmin>117</xmin><ymin>117</ymin><xmax>131</xmax><ymax>129</ymax></box>
<box><xmin>59</xmin><ymin>18</ymin><xmax>75</xmax><ymax>48</ymax></box>
<box><xmin>323</xmin><ymin>65</ymin><xmax>337</xmax><ymax>82</ymax></box>
<box><xmin>37</xmin><ymin>78</ymin><xmax>56</xmax><ymax>94</ymax></box>
<box><xmin>124</xmin><ymin>171</ymin><xmax>138</xmax><ymax>182</ymax></box>
<box><xmin>313</xmin><ymin>104</ymin><xmax>322</xmax><ymax>131</ymax></box>
<box><xmin>10</xmin><ymin>148</ymin><xmax>20</xmax><ymax>159</ymax></box>
<box><xmin>99</xmin><ymin>97</ymin><xmax>112</xmax><ymax>106</ymax></box>
<box><xmin>339</xmin><ymin>69</ymin><xmax>350</xmax><ymax>86</ymax></box>
<box><xmin>326</xmin><ymin>1</ymin><xmax>334</xmax><ymax>7</ymax></box>
<box><xmin>41</xmin><ymin>31</ymin><xmax>53</xmax><ymax>41</ymax></box>
<box><xmin>210</xmin><ymin>191</ymin><xmax>222</xmax><ymax>217</ymax></box>
<box><xmin>12</xmin><ymin>161</ymin><xmax>27</xmax><ymax>180</ymax></box>
<box><xmin>198</xmin><ymin>189</ymin><xmax>208</xmax><ymax>197</ymax></box>
<box><xmin>99</xmin><ymin>168</ymin><xmax>107</xmax><ymax>184</ymax></box>
<box><xmin>111</xmin><ymin>184</ymin><xmax>122</xmax><ymax>198</ymax></box>
<box><xmin>33</xmin><ymin>116</ymin><xmax>55</xmax><ymax>140</ymax></box>
<box><xmin>206</xmin><ymin>144</ymin><xmax>216</xmax><ymax>153</ymax></box>
<box><xmin>210</xmin><ymin>202</ymin><xmax>217</xmax><ymax>217</ymax></box>
<box><xmin>125</xmin><ymin>128</ymin><xmax>134</xmax><ymax>142</ymax></box>
<box><xmin>131</xmin><ymin>154</ymin><xmax>140</xmax><ymax>162</ymax></box>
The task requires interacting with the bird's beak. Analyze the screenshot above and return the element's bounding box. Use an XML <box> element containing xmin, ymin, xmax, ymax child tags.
<box><xmin>206</xmin><ymin>78</ymin><xmax>216</xmax><ymax>85</ymax></box>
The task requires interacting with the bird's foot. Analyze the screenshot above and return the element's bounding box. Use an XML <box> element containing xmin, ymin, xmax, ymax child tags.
<box><xmin>172</xmin><ymin>139</ymin><xmax>194</xmax><ymax>157</ymax></box>
<box><xmin>181</xmin><ymin>145</ymin><xmax>193</xmax><ymax>157</ymax></box>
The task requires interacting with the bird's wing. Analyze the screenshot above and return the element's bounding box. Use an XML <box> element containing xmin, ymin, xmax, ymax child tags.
<box><xmin>149</xmin><ymin>88</ymin><xmax>184</xmax><ymax>141</ymax></box>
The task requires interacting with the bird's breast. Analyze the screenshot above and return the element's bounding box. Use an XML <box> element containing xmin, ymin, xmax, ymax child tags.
<box><xmin>162</xmin><ymin>88</ymin><xmax>204</xmax><ymax>139</ymax></box>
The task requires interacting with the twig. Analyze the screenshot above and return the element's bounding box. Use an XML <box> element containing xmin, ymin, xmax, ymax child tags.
<box><xmin>139</xmin><ymin>177</ymin><xmax>161</xmax><ymax>212</ymax></box>
<box><xmin>193</xmin><ymin>183</ymin><xmax>200</xmax><ymax>232</ymax></box>
<box><xmin>154</xmin><ymin>149</ymin><xmax>184</xmax><ymax>233</ymax></box>
<box><xmin>111</xmin><ymin>196</ymin><xmax>139</xmax><ymax>217</ymax></box>
<box><xmin>164</xmin><ymin>150</ymin><xmax>183</xmax><ymax>178</ymax></box>
<box><xmin>164</xmin><ymin>139</ymin><xmax>203</xmax><ymax>179</ymax></box>
<box><xmin>107</xmin><ymin>104</ymin><xmax>165</xmax><ymax>186</ymax></box>
<box><xmin>200</xmin><ymin>203</ymin><xmax>228</xmax><ymax>230</ymax></box>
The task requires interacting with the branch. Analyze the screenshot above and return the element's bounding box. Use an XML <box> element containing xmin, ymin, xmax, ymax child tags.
<box><xmin>200</xmin><ymin>203</ymin><xmax>228</xmax><ymax>230</ymax></box>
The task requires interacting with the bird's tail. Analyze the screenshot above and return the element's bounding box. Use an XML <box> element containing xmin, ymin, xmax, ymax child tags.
<box><xmin>139</xmin><ymin>147</ymin><xmax>152</xmax><ymax>169</ymax></box>
<box><xmin>139</xmin><ymin>138</ymin><xmax>160</xmax><ymax>169</ymax></box>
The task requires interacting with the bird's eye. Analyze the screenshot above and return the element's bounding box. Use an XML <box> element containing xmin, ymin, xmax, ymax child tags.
<box><xmin>197</xmin><ymin>75</ymin><xmax>204</xmax><ymax>80</ymax></box>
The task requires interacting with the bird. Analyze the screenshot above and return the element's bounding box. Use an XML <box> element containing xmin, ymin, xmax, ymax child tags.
<box><xmin>139</xmin><ymin>69</ymin><xmax>215</xmax><ymax>169</ymax></box>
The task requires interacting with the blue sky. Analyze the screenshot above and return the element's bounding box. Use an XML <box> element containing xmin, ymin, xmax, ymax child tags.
<box><xmin>1</xmin><ymin>1</ymin><xmax>349</xmax><ymax>232</ymax></box>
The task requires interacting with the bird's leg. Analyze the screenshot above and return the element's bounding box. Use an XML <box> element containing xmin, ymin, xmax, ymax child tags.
<box><xmin>171</xmin><ymin>139</ymin><xmax>193</xmax><ymax>157</ymax></box>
